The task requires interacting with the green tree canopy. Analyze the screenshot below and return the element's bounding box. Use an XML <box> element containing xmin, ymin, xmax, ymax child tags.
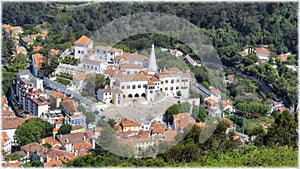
<box><xmin>58</xmin><ymin>124</ymin><xmax>72</xmax><ymax>135</ymax></box>
<box><xmin>15</xmin><ymin>118</ymin><xmax>54</xmax><ymax>146</ymax></box>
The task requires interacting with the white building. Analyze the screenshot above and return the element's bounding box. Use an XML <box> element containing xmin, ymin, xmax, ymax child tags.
<box><xmin>74</xmin><ymin>35</ymin><xmax>93</xmax><ymax>60</ymax></box>
<box><xmin>12</xmin><ymin>70</ymin><xmax>49</xmax><ymax>117</ymax></box>
<box><xmin>156</xmin><ymin>67</ymin><xmax>190</xmax><ymax>98</ymax></box>
<box><xmin>94</xmin><ymin>46</ymin><xmax>123</xmax><ymax>64</ymax></box>
<box><xmin>1</xmin><ymin>132</ymin><xmax>12</xmax><ymax>155</ymax></box>
<box><xmin>97</xmin><ymin>87</ymin><xmax>113</xmax><ymax>104</ymax></box>
<box><xmin>80</xmin><ymin>58</ymin><xmax>107</xmax><ymax>73</ymax></box>
<box><xmin>119</xmin><ymin>63</ymin><xmax>143</xmax><ymax>74</ymax></box>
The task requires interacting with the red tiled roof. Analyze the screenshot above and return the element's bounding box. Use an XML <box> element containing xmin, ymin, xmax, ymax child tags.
<box><xmin>151</xmin><ymin>121</ymin><xmax>165</xmax><ymax>133</ymax></box>
<box><xmin>256</xmin><ymin>47</ymin><xmax>271</xmax><ymax>55</ymax></box>
<box><xmin>2</xmin><ymin>118</ymin><xmax>26</xmax><ymax>130</ymax></box>
<box><xmin>21</xmin><ymin>142</ymin><xmax>49</xmax><ymax>156</ymax></box>
<box><xmin>279</xmin><ymin>54</ymin><xmax>287</xmax><ymax>62</ymax></box>
<box><xmin>45</xmin><ymin>149</ymin><xmax>75</xmax><ymax>164</ymax></box>
<box><xmin>74</xmin><ymin>35</ymin><xmax>93</xmax><ymax>46</ymax></box>
<box><xmin>32</xmin><ymin>53</ymin><xmax>46</xmax><ymax>68</ymax></box>
<box><xmin>73</xmin><ymin>141</ymin><xmax>93</xmax><ymax>150</ymax></box>
<box><xmin>44</xmin><ymin>160</ymin><xmax>63</xmax><ymax>168</ymax></box>
<box><xmin>223</xmin><ymin>100</ymin><xmax>232</xmax><ymax>106</ymax></box>
<box><xmin>33</xmin><ymin>46</ymin><xmax>43</xmax><ymax>52</ymax></box>
<box><xmin>194</xmin><ymin>122</ymin><xmax>205</xmax><ymax>128</ymax></box>
<box><xmin>7</xmin><ymin>161</ymin><xmax>21</xmax><ymax>168</ymax></box>
<box><xmin>2</xmin><ymin>132</ymin><xmax>10</xmax><ymax>143</ymax></box>
<box><xmin>41</xmin><ymin>137</ymin><xmax>61</xmax><ymax>148</ymax></box>
<box><xmin>173</xmin><ymin>113</ymin><xmax>195</xmax><ymax>130</ymax></box>
<box><xmin>121</xmin><ymin>118</ymin><xmax>142</xmax><ymax>127</ymax></box>
<box><xmin>49</xmin><ymin>49</ymin><xmax>60</xmax><ymax>56</ymax></box>
<box><xmin>50</xmin><ymin>91</ymin><xmax>64</xmax><ymax>99</ymax></box>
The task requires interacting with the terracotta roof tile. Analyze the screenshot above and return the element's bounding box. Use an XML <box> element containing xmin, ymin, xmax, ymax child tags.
<box><xmin>74</xmin><ymin>35</ymin><xmax>93</xmax><ymax>46</ymax></box>
<box><xmin>2</xmin><ymin>132</ymin><xmax>10</xmax><ymax>143</ymax></box>
<box><xmin>50</xmin><ymin>91</ymin><xmax>64</xmax><ymax>99</ymax></box>
<box><xmin>121</xmin><ymin>118</ymin><xmax>142</xmax><ymax>128</ymax></box>
<box><xmin>32</xmin><ymin>53</ymin><xmax>46</xmax><ymax>68</ymax></box>
<box><xmin>44</xmin><ymin>160</ymin><xmax>63</xmax><ymax>168</ymax></box>
<box><xmin>119</xmin><ymin>63</ymin><xmax>143</xmax><ymax>69</ymax></box>
<box><xmin>33</xmin><ymin>46</ymin><xmax>43</xmax><ymax>52</ymax></box>
<box><xmin>49</xmin><ymin>49</ymin><xmax>60</xmax><ymax>56</ymax></box>
<box><xmin>151</xmin><ymin>121</ymin><xmax>165</xmax><ymax>133</ymax></box>
<box><xmin>279</xmin><ymin>54</ymin><xmax>287</xmax><ymax>62</ymax></box>
<box><xmin>7</xmin><ymin>161</ymin><xmax>21</xmax><ymax>168</ymax></box>
<box><xmin>256</xmin><ymin>47</ymin><xmax>271</xmax><ymax>55</ymax></box>
<box><xmin>41</xmin><ymin>137</ymin><xmax>61</xmax><ymax>149</ymax></box>
<box><xmin>2</xmin><ymin>118</ymin><xmax>26</xmax><ymax>129</ymax></box>
<box><xmin>21</xmin><ymin>142</ymin><xmax>49</xmax><ymax>156</ymax></box>
<box><xmin>173</xmin><ymin>113</ymin><xmax>195</xmax><ymax>130</ymax></box>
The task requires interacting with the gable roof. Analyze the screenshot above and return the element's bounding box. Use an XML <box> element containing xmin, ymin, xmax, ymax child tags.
<box><xmin>173</xmin><ymin>113</ymin><xmax>195</xmax><ymax>130</ymax></box>
<box><xmin>44</xmin><ymin>149</ymin><xmax>75</xmax><ymax>164</ymax></box>
<box><xmin>41</xmin><ymin>137</ymin><xmax>62</xmax><ymax>149</ymax></box>
<box><xmin>57</xmin><ymin>132</ymin><xmax>91</xmax><ymax>145</ymax></box>
<box><xmin>33</xmin><ymin>46</ymin><xmax>43</xmax><ymax>52</ymax></box>
<box><xmin>21</xmin><ymin>36</ymin><xmax>33</xmax><ymax>43</ymax></box>
<box><xmin>2</xmin><ymin>117</ymin><xmax>26</xmax><ymax>130</ymax></box>
<box><xmin>21</xmin><ymin>142</ymin><xmax>49</xmax><ymax>156</ymax></box>
<box><xmin>32</xmin><ymin>53</ymin><xmax>46</xmax><ymax>68</ymax></box>
<box><xmin>60</xmin><ymin>99</ymin><xmax>77</xmax><ymax>113</ymax></box>
<box><xmin>119</xmin><ymin>63</ymin><xmax>143</xmax><ymax>69</ymax></box>
<box><xmin>151</xmin><ymin>121</ymin><xmax>165</xmax><ymax>133</ymax></box>
<box><xmin>121</xmin><ymin>118</ymin><xmax>142</xmax><ymax>128</ymax></box>
<box><xmin>74</xmin><ymin>35</ymin><xmax>93</xmax><ymax>46</ymax></box>
<box><xmin>50</xmin><ymin>91</ymin><xmax>64</xmax><ymax>99</ymax></box>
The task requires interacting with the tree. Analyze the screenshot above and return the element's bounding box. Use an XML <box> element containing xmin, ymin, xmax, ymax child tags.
<box><xmin>15</xmin><ymin>118</ymin><xmax>54</xmax><ymax>146</ymax></box>
<box><xmin>84</xmin><ymin>111</ymin><xmax>96</xmax><ymax>124</ymax></box>
<box><xmin>192</xmin><ymin>106</ymin><xmax>207</xmax><ymax>122</ymax></box>
<box><xmin>263</xmin><ymin>110</ymin><xmax>297</xmax><ymax>147</ymax></box>
<box><xmin>107</xmin><ymin>118</ymin><xmax>117</xmax><ymax>128</ymax></box>
<box><xmin>58</xmin><ymin>124</ymin><xmax>72</xmax><ymax>135</ymax></box>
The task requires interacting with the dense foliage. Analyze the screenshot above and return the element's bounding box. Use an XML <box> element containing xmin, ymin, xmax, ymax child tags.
<box><xmin>58</xmin><ymin>124</ymin><xmax>72</xmax><ymax>134</ymax></box>
<box><xmin>15</xmin><ymin>118</ymin><xmax>54</xmax><ymax>146</ymax></box>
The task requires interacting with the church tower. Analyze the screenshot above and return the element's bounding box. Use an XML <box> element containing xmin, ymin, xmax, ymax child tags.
<box><xmin>147</xmin><ymin>44</ymin><xmax>158</xmax><ymax>74</ymax></box>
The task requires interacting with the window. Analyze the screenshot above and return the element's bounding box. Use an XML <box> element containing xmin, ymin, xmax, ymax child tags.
<box><xmin>143</xmin><ymin>84</ymin><xmax>147</xmax><ymax>88</ymax></box>
<box><xmin>134</xmin><ymin>71</ymin><xmax>138</xmax><ymax>74</ymax></box>
<box><xmin>127</xmin><ymin>71</ymin><xmax>130</xmax><ymax>74</ymax></box>
<box><xmin>177</xmin><ymin>79</ymin><xmax>179</xmax><ymax>82</ymax></box>
<box><xmin>171</xmin><ymin>87</ymin><xmax>173</xmax><ymax>91</ymax></box>
<box><xmin>111</xmin><ymin>52</ymin><xmax>113</xmax><ymax>55</ymax></box>
<box><xmin>78</xmin><ymin>50</ymin><xmax>80</xmax><ymax>54</ymax></box>
<box><xmin>132</xmin><ymin>85</ymin><xmax>136</xmax><ymax>89</ymax></box>
<box><xmin>150</xmin><ymin>90</ymin><xmax>153</xmax><ymax>93</ymax></box>
<box><xmin>81</xmin><ymin>51</ymin><xmax>84</xmax><ymax>54</ymax></box>
<box><xmin>121</xmin><ymin>86</ymin><xmax>125</xmax><ymax>89</ymax></box>
<box><xmin>176</xmin><ymin>86</ymin><xmax>179</xmax><ymax>90</ymax></box>
<box><xmin>127</xmin><ymin>85</ymin><xmax>130</xmax><ymax>89</ymax></box>
<box><xmin>138</xmin><ymin>85</ymin><xmax>141</xmax><ymax>88</ymax></box>
<box><xmin>165</xmin><ymin>87</ymin><xmax>168</xmax><ymax>90</ymax></box>
<box><xmin>95</xmin><ymin>67</ymin><xmax>97</xmax><ymax>70</ymax></box>
<box><xmin>97</xmin><ymin>49</ymin><xmax>99</xmax><ymax>53</ymax></box>
<box><xmin>171</xmin><ymin>79</ymin><xmax>174</xmax><ymax>83</ymax></box>
<box><xmin>165</xmin><ymin>80</ymin><xmax>168</xmax><ymax>83</ymax></box>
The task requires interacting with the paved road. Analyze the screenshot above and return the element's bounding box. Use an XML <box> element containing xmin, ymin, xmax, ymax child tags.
<box><xmin>191</xmin><ymin>82</ymin><xmax>213</xmax><ymax>99</ymax></box>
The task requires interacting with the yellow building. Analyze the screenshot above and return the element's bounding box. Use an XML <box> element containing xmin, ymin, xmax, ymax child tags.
<box><xmin>71</xmin><ymin>125</ymin><xmax>85</xmax><ymax>133</ymax></box>
<box><xmin>120</xmin><ymin>119</ymin><xmax>142</xmax><ymax>132</ymax></box>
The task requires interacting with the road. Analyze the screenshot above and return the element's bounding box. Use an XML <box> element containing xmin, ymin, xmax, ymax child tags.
<box><xmin>235</xmin><ymin>70</ymin><xmax>290</xmax><ymax>108</ymax></box>
<box><xmin>191</xmin><ymin>82</ymin><xmax>214</xmax><ymax>99</ymax></box>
